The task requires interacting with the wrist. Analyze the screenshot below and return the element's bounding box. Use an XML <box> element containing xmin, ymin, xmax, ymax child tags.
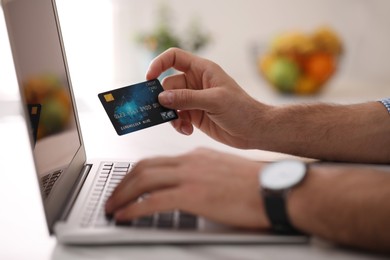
<box><xmin>260</xmin><ymin>160</ymin><xmax>308</xmax><ymax>234</ymax></box>
<box><xmin>248</xmin><ymin>101</ymin><xmax>277</xmax><ymax>149</ymax></box>
<box><xmin>287</xmin><ymin>163</ymin><xmax>319</xmax><ymax>234</ymax></box>
<box><xmin>250</xmin><ymin>104</ymin><xmax>314</xmax><ymax>154</ymax></box>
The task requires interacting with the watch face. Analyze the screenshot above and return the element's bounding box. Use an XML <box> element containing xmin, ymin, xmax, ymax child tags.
<box><xmin>260</xmin><ymin>160</ymin><xmax>306</xmax><ymax>190</ymax></box>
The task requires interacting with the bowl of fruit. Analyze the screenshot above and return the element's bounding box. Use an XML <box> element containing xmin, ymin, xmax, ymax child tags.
<box><xmin>258</xmin><ymin>27</ymin><xmax>343</xmax><ymax>95</ymax></box>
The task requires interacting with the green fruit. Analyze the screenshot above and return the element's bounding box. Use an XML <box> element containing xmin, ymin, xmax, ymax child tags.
<box><xmin>267</xmin><ymin>58</ymin><xmax>300</xmax><ymax>92</ymax></box>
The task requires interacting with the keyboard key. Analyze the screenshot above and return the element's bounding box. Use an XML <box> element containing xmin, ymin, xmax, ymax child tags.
<box><xmin>157</xmin><ymin>212</ymin><xmax>174</xmax><ymax>228</ymax></box>
<box><xmin>113</xmin><ymin>168</ymin><xmax>128</xmax><ymax>173</ymax></box>
<box><xmin>89</xmin><ymin>197</ymin><xmax>100</xmax><ymax>202</ymax></box>
<box><xmin>178</xmin><ymin>212</ymin><xmax>198</xmax><ymax>230</ymax></box>
<box><xmin>112</xmin><ymin>172</ymin><xmax>126</xmax><ymax>176</ymax></box>
<box><xmin>115</xmin><ymin>219</ymin><xmax>133</xmax><ymax>226</ymax></box>
<box><xmin>80</xmin><ymin>161</ymin><xmax>138</xmax><ymax>228</ymax></box>
<box><xmin>114</xmin><ymin>162</ymin><xmax>131</xmax><ymax>168</ymax></box>
<box><xmin>102</xmin><ymin>163</ymin><xmax>113</xmax><ymax>171</ymax></box>
<box><xmin>109</xmin><ymin>179</ymin><xmax>122</xmax><ymax>184</ymax></box>
<box><xmin>135</xmin><ymin>215</ymin><xmax>154</xmax><ymax>228</ymax></box>
<box><xmin>106</xmin><ymin>186</ymin><xmax>115</xmax><ymax>191</ymax></box>
<box><xmin>99</xmin><ymin>171</ymin><xmax>110</xmax><ymax>176</ymax></box>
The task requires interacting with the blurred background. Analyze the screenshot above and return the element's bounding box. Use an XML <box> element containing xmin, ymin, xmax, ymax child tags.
<box><xmin>1</xmin><ymin>0</ymin><xmax>390</xmax><ymax>118</ymax></box>
<box><xmin>0</xmin><ymin>1</ymin><xmax>389</xmax><ymax>256</ymax></box>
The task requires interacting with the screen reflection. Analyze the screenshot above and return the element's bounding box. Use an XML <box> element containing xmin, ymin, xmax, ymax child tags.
<box><xmin>5</xmin><ymin>0</ymin><xmax>81</xmax><ymax>198</ymax></box>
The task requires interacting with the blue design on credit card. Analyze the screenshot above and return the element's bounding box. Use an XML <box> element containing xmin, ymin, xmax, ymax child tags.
<box><xmin>98</xmin><ymin>79</ymin><xmax>178</xmax><ymax>135</ymax></box>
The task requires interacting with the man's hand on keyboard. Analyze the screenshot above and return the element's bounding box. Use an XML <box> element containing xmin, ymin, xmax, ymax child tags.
<box><xmin>105</xmin><ymin>148</ymin><xmax>271</xmax><ymax>229</ymax></box>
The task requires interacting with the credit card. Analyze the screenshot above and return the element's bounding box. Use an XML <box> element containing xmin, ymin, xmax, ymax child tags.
<box><xmin>98</xmin><ymin>79</ymin><xmax>178</xmax><ymax>135</ymax></box>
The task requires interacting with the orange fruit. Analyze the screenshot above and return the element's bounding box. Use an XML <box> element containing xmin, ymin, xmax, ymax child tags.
<box><xmin>304</xmin><ymin>52</ymin><xmax>335</xmax><ymax>83</ymax></box>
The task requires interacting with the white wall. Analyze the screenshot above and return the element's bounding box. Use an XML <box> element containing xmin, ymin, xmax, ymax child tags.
<box><xmin>55</xmin><ymin>0</ymin><xmax>114</xmax><ymax>102</ymax></box>
<box><xmin>2</xmin><ymin>0</ymin><xmax>389</xmax><ymax>106</ymax></box>
<box><xmin>112</xmin><ymin>0</ymin><xmax>390</xmax><ymax>97</ymax></box>
<box><xmin>0</xmin><ymin>0</ymin><xmax>113</xmax><ymax>106</ymax></box>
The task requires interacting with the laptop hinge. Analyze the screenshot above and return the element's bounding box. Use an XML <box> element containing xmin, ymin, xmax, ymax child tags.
<box><xmin>60</xmin><ymin>164</ymin><xmax>92</xmax><ymax>221</ymax></box>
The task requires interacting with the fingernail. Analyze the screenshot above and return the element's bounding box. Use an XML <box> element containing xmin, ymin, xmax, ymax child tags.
<box><xmin>159</xmin><ymin>91</ymin><xmax>174</xmax><ymax>106</ymax></box>
<box><xmin>181</xmin><ymin>125</ymin><xmax>192</xmax><ymax>135</ymax></box>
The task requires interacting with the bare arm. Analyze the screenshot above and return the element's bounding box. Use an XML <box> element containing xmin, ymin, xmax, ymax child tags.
<box><xmin>289</xmin><ymin>163</ymin><xmax>390</xmax><ymax>252</ymax></box>
<box><xmin>253</xmin><ymin>101</ymin><xmax>390</xmax><ymax>163</ymax></box>
<box><xmin>150</xmin><ymin>48</ymin><xmax>390</xmax><ymax>164</ymax></box>
<box><xmin>104</xmin><ymin>48</ymin><xmax>390</xmax><ymax>253</ymax></box>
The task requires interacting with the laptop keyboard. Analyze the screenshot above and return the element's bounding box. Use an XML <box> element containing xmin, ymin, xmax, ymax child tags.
<box><xmin>81</xmin><ymin>162</ymin><xmax>198</xmax><ymax>230</ymax></box>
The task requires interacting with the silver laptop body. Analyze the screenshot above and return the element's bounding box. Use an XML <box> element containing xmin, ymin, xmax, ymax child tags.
<box><xmin>2</xmin><ymin>0</ymin><xmax>307</xmax><ymax>245</ymax></box>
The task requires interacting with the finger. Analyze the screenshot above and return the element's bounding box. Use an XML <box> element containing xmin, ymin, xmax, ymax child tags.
<box><xmin>158</xmin><ymin>88</ymin><xmax>220</xmax><ymax>111</ymax></box>
<box><xmin>160</xmin><ymin>74</ymin><xmax>195</xmax><ymax>135</ymax></box>
<box><xmin>114</xmin><ymin>189</ymin><xmax>181</xmax><ymax>221</ymax></box>
<box><xmin>171</xmin><ymin>110</ymin><xmax>194</xmax><ymax>136</ymax></box>
<box><xmin>113</xmin><ymin>156</ymin><xmax>180</xmax><ymax>193</ymax></box>
<box><xmin>133</xmin><ymin>156</ymin><xmax>180</xmax><ymax>169</ymax></box>
<box><xmin>106</xmin><ymin>168</ymin><xmax>179</xmax><ymax>213</ymax></box>
<box><xmin>106</xmin><ymin>161</ymin><xmax>181</xmax><ymax>213</ymax></box>
<box><xmin>161</xmin><ymin>73</ymin><xmax>191</xmax><ymax>90</ymax></box>
<box><xmin>146</xmin><ymin>48</ymin><xmax>197</xmax><ymax>80</ymax></box>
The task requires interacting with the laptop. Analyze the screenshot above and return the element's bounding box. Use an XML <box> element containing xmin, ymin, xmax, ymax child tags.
<box><xmin>2</xmin><ymin>0</ymin><xmax>307</xmax><ymax>245</ymax></box>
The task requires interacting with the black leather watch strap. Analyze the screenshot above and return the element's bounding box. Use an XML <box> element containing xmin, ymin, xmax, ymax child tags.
<box><xmin>263</xmin><ymin>191</ymin><xmax>302</xmax><ymax>235</ymax></box>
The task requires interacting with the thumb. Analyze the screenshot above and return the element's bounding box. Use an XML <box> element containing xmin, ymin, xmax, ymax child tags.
<box><xmin>158</xmin><ymin>89</ymin><xmax>218</xmax><ymax>111</ymax></box>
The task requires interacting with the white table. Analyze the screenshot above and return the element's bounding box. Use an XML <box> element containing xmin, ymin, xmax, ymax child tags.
<box><xmin>0</xmin><ymin>104</ymin><xmax>389</xmax><ymax>259</ymax></box>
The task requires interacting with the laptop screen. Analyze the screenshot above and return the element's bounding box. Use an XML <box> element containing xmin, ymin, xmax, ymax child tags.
<box><xmin>3</xmin><ymin>0</ymin><xmax>85</xmax><ymax>230</ymax></box>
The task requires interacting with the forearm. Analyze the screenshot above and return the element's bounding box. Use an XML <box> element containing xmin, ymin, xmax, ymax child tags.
<box><xmin>288</xmin><ymin>164</ymin><xmax>390</xmax><ymax>252</ymax></box>
<box><xmin>253</xmin><ymin>101</ymin><xmax>390</xmax><ymax>163</ymax></box>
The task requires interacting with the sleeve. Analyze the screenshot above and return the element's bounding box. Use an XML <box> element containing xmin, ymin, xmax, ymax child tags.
<box><xmin>379</xmin><ymin>98</ymin><xmax>390</xmax><ymax>115</ymax></box>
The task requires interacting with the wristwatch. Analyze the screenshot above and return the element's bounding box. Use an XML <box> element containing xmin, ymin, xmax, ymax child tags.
<box><xmin>259</xmin><ymin>160</ymin><xmax>307</xmax><ymax>234</ymax></box>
